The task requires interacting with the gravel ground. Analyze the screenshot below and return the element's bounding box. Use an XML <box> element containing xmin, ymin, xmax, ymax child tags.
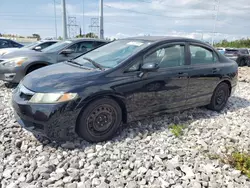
<box><xmin>0</xmin><ymin>68</ymin><xmax>250</xmax><ymax>188</ymax></box>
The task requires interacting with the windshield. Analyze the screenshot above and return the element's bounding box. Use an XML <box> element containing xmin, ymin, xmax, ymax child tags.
<box><xmin>22</xmin><ymin>41</ymin><xmax>40</xmax><ymax>49</ymax></box>
<box><xmin>73</xmin><ymin>40</ymin><xmax>151</xmax><ymax>69</ymax></box>
<box><xmin>42</xmin><ymin>40</ymin><xmax>72</xmax><ymax>52</ymax></box>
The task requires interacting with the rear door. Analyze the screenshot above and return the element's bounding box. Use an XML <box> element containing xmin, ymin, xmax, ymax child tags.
<box><xmin>186</xmin><ymin>43</ymin><xmax>222</xmax><ymax>107</ymax></box>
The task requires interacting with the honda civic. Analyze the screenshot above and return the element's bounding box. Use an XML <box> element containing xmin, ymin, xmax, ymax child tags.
<box><xmin>12</xmin><ymin>36</ymin><xmax>238</xmax><ymax>143</ymax></box>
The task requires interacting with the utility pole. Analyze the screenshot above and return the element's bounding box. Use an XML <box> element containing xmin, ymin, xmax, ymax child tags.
<box><xmin>82</xmin><ymin>0</ymin><xmax>84</xmax><ymax>35</ymax></box>
<box><xmin>62</xmin><ymin>0</ymin><xmax>68</xmax><ymax>39</ymax></box>
<box><xmin>99</xmin><ymin>0</ymin><xmax>104</xmax><ymax>39</ymax></box>
<box><xmin>53</xmin><ymin>0</ymin><xmax>58</xmax><ymax>39</ymax></box>
<box><xmin>211</xmin><ymin>0</ymin><xmax>219</xmax><ymax>46</ymax></box>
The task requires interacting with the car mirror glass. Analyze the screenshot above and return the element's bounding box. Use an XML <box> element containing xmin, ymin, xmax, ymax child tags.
<box><xmin>141</xmin><ymin>62</ymin><xmax>159</xmax><ymax>72</ymax></box>
<box><xmin>61</xmin><ymin>49</ymin><xmax>74</xmax><ymax>55</ymax></box>
<box><xmin>34</xmin><ymin>46</ymin><xmax>42</xmax><ymax>51</ymax></box>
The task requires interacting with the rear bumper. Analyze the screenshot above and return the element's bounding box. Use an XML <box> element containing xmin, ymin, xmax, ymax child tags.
<box><xmin>227</xmin><ymin>57</ymin><xmax>238</xmax><ymax>62</ymax></box>
<box><xmin>0</xmin><ymin>65</ymin><xmax>25</xmax><ymax>83</ymax></box>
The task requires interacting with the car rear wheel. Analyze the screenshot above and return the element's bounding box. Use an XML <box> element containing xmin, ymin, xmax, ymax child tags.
<box><xmin>238</xmin><ymin>59</ymin><xmax>246</xmax><ymax>66</ymax></box>
<box><xmin>77</xmin><ymin>98</ymin><xmax>122</xmax><ymax>142</ymax></box>
<box><xmin>207</xmin><ymin>82</ymin><xmax>230</xmax><ymax>112</ymax></box>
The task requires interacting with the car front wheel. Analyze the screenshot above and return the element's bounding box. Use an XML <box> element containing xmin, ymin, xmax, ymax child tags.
<box><xmin>207</xmin><ymin>82</ymin><xmax>230</xmax><ymax>112</ymax></box>
<box><xmin>77</xmin><ymin>98</ymin><xmax>122</xmax><ymax>142</ymax></box>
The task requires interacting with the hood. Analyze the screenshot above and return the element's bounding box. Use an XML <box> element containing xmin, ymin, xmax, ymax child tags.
<box><xmin>1</xmin><ymin>50</ymin><xmax>56</xmax><ymax>59</ymax></box>
<box><xmin>1</xmin><ymin>50</ymin><xmax>57</xmax><ymax>63</ymax></box>
<box><xmin>22</xmin><ymin>62</ymin><xmax>102</xmax><ymax>93</ymax></box>
<box><xmin>0</xmin><ymin>48</ymin><xmax>19</xmax><ymax>56</ymax></box>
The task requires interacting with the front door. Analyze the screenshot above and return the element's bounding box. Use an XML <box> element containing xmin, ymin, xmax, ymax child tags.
<box><xmin>186</xmin><ymin>43</ymin><xmax>222</xmax><ymax>107</ymax></box>
<box><xmin>124</xmin><ymin>43</ymin><xmax>189</xmax><ymax>119</ymax></box>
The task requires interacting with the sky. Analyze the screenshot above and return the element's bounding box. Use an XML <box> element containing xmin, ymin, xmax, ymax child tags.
<box><xmin>0</xmin><ymin>0</ymin><xmax>250</xmax><ymax>42</ymax></box>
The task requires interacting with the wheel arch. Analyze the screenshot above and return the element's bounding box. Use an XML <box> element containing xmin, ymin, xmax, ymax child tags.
<box><xmin>218</xmin><ymin>79</ymin><xmax>232</xmax><ymax>95</ymax></box>
<box><xmin>75</xmin><ymin>92</ymin><xmax>128</xmax><ymax>133</ymax></box>
<box><xmin>25</xmin><ymin>61</ymin><xmax>50</xmax><ymax>74</ymax></box>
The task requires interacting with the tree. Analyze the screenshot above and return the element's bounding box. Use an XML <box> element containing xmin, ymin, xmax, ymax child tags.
<box><xmin>32</xmin><ymin>34</ymin><xmax>41</xmax><ymax>40</ymax></box>
<box><xmin>58</xmin><ymin>36</ymin><xmax>63</xmax><ymax>40</ymax></box>
<box><xmin>85</xmin><ymin>32</ymin><xmax>98</xmax><ymax>39</ymax></box>
<box><xmin>214</xmin><ymin>38</ymin><xmax>250</xmax><ymax>48</ymax></box>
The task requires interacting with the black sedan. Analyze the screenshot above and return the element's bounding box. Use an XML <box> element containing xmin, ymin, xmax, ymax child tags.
<box><xmin>12</xmin><ymin>36</ymin><xmax>238</xmax><ymax>143</ymax></box>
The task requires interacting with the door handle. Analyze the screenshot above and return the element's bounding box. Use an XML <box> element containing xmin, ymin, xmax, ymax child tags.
<box><xmin>212</xmin><ymin>68</ymin><xmax>220</xmax><ymax>73</ymax></box>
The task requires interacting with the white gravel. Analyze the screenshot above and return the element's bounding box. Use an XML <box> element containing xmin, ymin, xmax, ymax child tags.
<box><xmin>0</xmin><ymin>70</ymin><xmax>250</xmax><ymax>188</ymax></box>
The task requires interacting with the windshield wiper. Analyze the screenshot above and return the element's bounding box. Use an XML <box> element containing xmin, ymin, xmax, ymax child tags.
<box><xmin>67</xmin><ymin>60</ymin><xmax>92</xmax><ymax>70</ymax></box>
<box><xmin>67</xmin><ymin>60</ymin><xmax>82</xmax><ymax>66</ymax></box>
<box><xmin>83</xmin><ymin>57</ymin><xmax>104</xmax><ymax>70</ymax></box>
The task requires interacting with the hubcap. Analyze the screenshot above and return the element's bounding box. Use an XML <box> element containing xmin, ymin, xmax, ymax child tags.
<box><xmin>87</xmin><ymin>104</ymin><xmax>116</xmax><ymax>136</ymax></box>
<box><xmin>215</xmin><ymin>89</ymin><xmax>226</xmax><ymax>106</ymax></box>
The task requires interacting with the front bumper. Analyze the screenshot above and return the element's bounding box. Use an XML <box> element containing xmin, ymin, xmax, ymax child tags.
<box><xmin>0</xmin><ymin>65</ymin><xmax>25</xmax><ymax>83</ymax></box>
<box><xmin>12</xmin><ymin>88</ymin><xmax>82</xmax><ymax>141</ymax></box>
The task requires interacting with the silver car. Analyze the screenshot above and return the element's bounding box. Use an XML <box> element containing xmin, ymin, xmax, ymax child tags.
<box><xmin>0</xmin><ymin>38</ymin><xmax>108</xmax><ymax>84</ymax></box>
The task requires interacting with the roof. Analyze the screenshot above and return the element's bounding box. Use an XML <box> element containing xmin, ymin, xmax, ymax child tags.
<box><xmin>122</xmin><ymin>36</ymin><xmax>200</xmax><ymax>42</ymax></box>
<box><xmin>39</xmin><ymin>40</ymin><xmax>59</xmax><ymax>43</ymax></box>
<box><xmin>120</xmin><ymin>36</ymin><xmax>208</xmax><ymax>45</ymax></box>
<box><xmin>67</xmin><ymin>38</ymin><xmax>109</xmax><ymax>43</ymax></box>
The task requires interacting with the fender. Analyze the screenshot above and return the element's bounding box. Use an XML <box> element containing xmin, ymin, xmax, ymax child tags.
<box><xmin>76</xmin><ymin>90</ymin><xmax>127</xmax><ymax>110</ymax></box>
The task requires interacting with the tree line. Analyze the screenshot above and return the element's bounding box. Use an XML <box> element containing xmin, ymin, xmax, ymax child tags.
<box><xmin>214</xmin><ymin>38</ymin><xmax>250</xmax><ymax>48</ymax></box>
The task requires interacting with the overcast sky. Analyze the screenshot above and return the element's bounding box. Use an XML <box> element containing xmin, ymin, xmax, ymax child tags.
<box><xmin>0</xmin><ymin>0</ymin><xmax>250</xmax><ymax>42</ymax></box>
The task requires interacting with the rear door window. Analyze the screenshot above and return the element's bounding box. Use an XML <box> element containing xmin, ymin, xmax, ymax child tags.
<box><xmin>190</xmin><ymin>45</ymin><xmax>217</xmax><ymax>64</ymax></box>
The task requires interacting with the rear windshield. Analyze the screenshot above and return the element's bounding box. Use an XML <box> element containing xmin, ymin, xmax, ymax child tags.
<box><xmin>225</xmin><ymin>49</ymin><xmax>238</xmax><ymax>54</ymax></box>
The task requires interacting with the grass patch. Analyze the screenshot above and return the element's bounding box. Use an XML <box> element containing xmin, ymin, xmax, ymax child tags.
<box><xmin>223</xmin><ymin>152</ymin><xmax>250</xmax><ymax>178</ymax></box>
<box><xmin>208</xmin><ymin>150</ymin><xmax>250</xmax><ymax>179</ymax></box>
<box><xmin>169</xmin><ymin>124</ymin><xmax>185</xmax><ymax>137</ymax></box>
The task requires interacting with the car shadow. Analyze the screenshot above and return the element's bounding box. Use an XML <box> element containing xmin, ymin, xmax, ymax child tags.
<box><xmin>40</xmin><ymin>95</ymin><xmax>250</xmax><ymax>150</ymax></box>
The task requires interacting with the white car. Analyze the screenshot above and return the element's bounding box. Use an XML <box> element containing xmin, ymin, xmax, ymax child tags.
<box><xmin>0</xmin><ymin>40</ymin><xmax>58</xmax><ymax>56</ymax></box>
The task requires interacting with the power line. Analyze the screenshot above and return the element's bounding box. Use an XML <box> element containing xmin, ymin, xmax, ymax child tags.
<box><xmin>104</xmin><ymin>4</ymin><xmax>214</xmax><ymax>20</ymax></box>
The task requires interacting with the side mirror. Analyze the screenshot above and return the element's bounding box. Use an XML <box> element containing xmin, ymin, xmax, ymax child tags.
<box><xmin>34</xmin><ymin>46</ymin><xmax>42</xmax><ymax>51</ymax></box>
<box><xmin>61</xmin><ymin>49</ymin><xmax>74</xmax><ymax>55</ymax></box>
<box><xmin>141</xmin><ymin>62</ymin><xmax>159</xmax><ymax>72</ymax></box>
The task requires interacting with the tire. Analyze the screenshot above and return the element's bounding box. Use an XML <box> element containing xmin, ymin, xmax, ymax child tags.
<box><xmin>207</xmin><ymin>82</ymin><xmax>230</xmax><ymax>112</ymax></box>
<box><xmin>4</xmin><ymin>82</ymin><xmax>18</xmax><ymax>88</ymax></box>
<box><xmin>238</xmin><ymin>58</ymin><xmax>246</xmax><ymax>66</ymax></box>
<box><xmin>26</xmin><ymin>64</ymin><xmax>46</xmax><ymax>75</ymax></box>
<box><xmin>77</xmin><ymin>98</ymin><xmax>122</xmax><ymax>142</ymax></box>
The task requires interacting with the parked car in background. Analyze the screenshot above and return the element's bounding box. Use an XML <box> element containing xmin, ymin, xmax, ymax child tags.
<box><xmin>0</xmin><ymin>38</ymin><xmax>23</xmax><ymax>49</ymax></box>
<box><xmin>0</xmin><ymin>40</ymin><xmax>59</xmax><ymax>56</ymax></box>
<box><xmin>224</xmin><ymin>48</ymin><xmax>250</xmax><ymax>66</ymax></box>
<box><xmin>12</xmin><ymin>36</ymin><xmax>238</xmax><ymax>143</ymax></box>
<box><xmin>216</xmin><ymin>47</ymin><xmax>225</xmax><ymax>55</ymax></box>
<box><xmin>0</xmin><ymin>38</ymin><xmax>108</xmax><ymax>84</ymax></box>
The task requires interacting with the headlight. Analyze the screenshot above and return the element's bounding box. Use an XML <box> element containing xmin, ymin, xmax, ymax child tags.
<box><xmin>2</xmin><ymin>57</ymin><xmax>28</xmax><ymax>67</ymax></box>
<box><xmin>29</xmin><ymin>93</ymin><xmax>78</xmax><ymax>103</ymax></box>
